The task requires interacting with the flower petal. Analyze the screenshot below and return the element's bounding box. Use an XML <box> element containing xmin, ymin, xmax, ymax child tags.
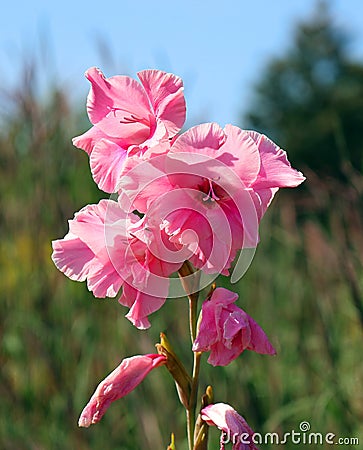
<box><xmin>137</xmin><ymin>69</ymin><xmax>186</xmax><ymax>136</ymax></box>
<box><xmin>72</xmin><ymin>126</ymin><xmax>108</xmax><ymax>155</ymax></box>
<box><xmin>78</xmin><ymin>354</ymin><xmax>167</xmax><ymax>427</ymax></box>
<box><xmin>171</xmin><ymin>122</ymin><xmax>226</xmax><ymax>160</ymax></box>
<box><xmin>51</xmin><ymin>233</ymin><xmax>96</xmax><ymax>281</ymax></box>
<box><xmin>246</xmin><ymin>316</ymin><xmax>276</xmax><ymax>355</ymax></box>
<box><xmin>193</xmin><ymin>288</ymin><xmax>275</xmax><ymax>365</ymax></box>
<box><xmin>86</xmin><ymin>67</ymin><xmax>149</xmax><ymax>124</ymax></box>
<box><xmin>219</xmin><ymin>125</ymin><xmax>261</xmax><ymax>186</ymax></box>
<box><xmin>209</xmin><ymin>287</ymin><xmax>239</xmax><ymax>307</ymax></box>
<box><xmin>120</xmin><ymin>283</ymin><xmax>167</xmax><ymax>330</ymax></box>
<box><xmin>90</xmin><ymin>139</ymin><xmax>127</xmax><ymax>193</ymax></box>
<box><xmin>52</xmin><ymin>200</ymin><xmax>131</xmax><ymax>298</ymax></box>
<box><xmin>246</xmin><ymin>131</ymin><xmax>305</xmax><ymax>189</ymax></box>
<box><xmin>85</xmin><ymin>67</ymin><xmax>152</xmax><ymax>143</ymax></box>
<box><xmin>201</xmin><ymin>403</ymin><xmax>258</xmax><ymax>450</ymax></box>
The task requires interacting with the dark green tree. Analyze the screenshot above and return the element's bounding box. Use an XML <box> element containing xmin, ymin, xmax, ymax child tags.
<box><xmin>244</xmin><ymin>1</ymin><xmax>363</xmax><ymax>178</ymax></box>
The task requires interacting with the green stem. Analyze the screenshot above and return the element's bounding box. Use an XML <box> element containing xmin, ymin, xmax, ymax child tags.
<box><xmin>186</xmin><ymin>409</ymin><xmax>194</xmax><ymax>450</ymax></box>
<box><xmin>178</xmin><ymin>262</ymin><xmax>202</xmax><ymax>450</ymax></box>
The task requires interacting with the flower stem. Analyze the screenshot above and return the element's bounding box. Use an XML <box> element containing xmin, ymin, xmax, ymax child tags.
<box><xmin>178</xmin><ymin>262</ymin><xmax>202</xmax><ymax>450</ymax></box>
<box><xmin>178</xmin><ymin>261</ymin><xmax>201</xmax><ymax>342</ymax></box>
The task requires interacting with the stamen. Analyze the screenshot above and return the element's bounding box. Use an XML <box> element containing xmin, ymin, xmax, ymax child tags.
<box><xmin>106</xmin><ymin>106</ymin><xmax>150</xmax><ymax>127</ymax></box>
<box><xmin>202</xmin><ymin>179</ymin><xmax>220</xmax><ymax>202</ymax></box>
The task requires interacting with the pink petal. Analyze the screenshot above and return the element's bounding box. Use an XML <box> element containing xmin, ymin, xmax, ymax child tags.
<box><xmin>120</xmin><ymin>284</ymin><xmax>167</xmax><ymax>330</ymax></box>
<box><xmin>121</xmin><ymin>293</ymin><xmax>166</xmax><ymax>330</ymax></box>
<box><xmin>137</xmin><ymin>69</ymin><xmax>186</xmax><ymax>136</ymax></box>
<box><xmin>87</xmin><ymin>262</ymin><xmax>124</xmax><ymax>298</ymax></box>
<box><xmin>222</xmin><ymin>191</ymin><xmax>259</xmax><ymax>249</ymax></box>
<box><xmin>246</xmin><ymin>131</ymin><xmax>305</xmax><ymax>189</ymax></box>
<box><xmin>192</xmin><ymin>302</ymin><xmax>219</xmax><ymax>352</ymax></box>
<box><xmin>69</xmin><ymin>200</ymin><xmax>127</xmax><ymax>257</ymax></box>
<box><xmin>52</xmin><ymin>200</ymin><xmax>132</xmax><ymax>298</ymax></box>
<box><xmin>118</xmin><ymin>153</ymin><xmax>174</xmax><ymax>213</ymax></box>
<box><xmin>72</xmin><ymin>126</ymin><xmax>108</xmax><ymax>155</ymax></box>
<box><xmin>193</xmin><ymin>288</ymin><xmax>275</xmax><ymax>365</ymax></box>
<box><xmin>209</xmin><ymin>287</ymin><xmax>239</xmax><ymax>307</ymax></box>
<box><xmin>51</xmin><ymin>233</ymin><xmax>96</xmax><ymax>281</ymax></box>
<box><xmin>201</xmin><ymin>403</ymin><xmax>258</xmax><ymax>450</ymax></box>
<box><xmin>207</xmin><ymin>341</ymin><xmax>242</xmax><ymax>367</ymax></box>
<box><xmin>248</xmin><ymin>188</ymin><xmax>278</xmax><ymax>221</ymax></box>
<box><xmin>171</xmin><ymin>122</ymin><xmax>226</xmax><ymax>160</ymax></box>
<box><xmin>219</xmin><ymin>125</ymin><xmax>261</xmax><ymax>186</ymax></box>
<box><xmin>129</xmin><ymin>217</ymin><xmax>185</xmax><ymax>276</ymax></box>
<box><xmin>193</xmin><ymin>288</ymin><xmax>238</xmax><ymax>354</ymax></box>
<box><xmin>86</xmin><ymin>67</ymin><xmax>149</xmax><ymax>124</ymax></box>
<box><xmin>89</xmin><ymin>139</ymin><xmax>127</xmax><ymax>193</ymax></box>
<box><xmin>78</xmin><ymin>354</ymin><xmax>167</xmax><ymax>427</ymax></box>
<box><xmin>246</xmin><ymin>316</ymin><xmax>276</xmax><ymax>355</ymax></box>
<box><xmin>159</xmin><ymin>191</ymin><xmax>233</xmax><ymax>275</ymax></box>
<box><xmin>164</xmin><ymin>207</ymin><xmax>215</xmax><ymax>271</ymax></box>
<box><xmin>222</xmin><ymin>309</ymin><xmax>249</xmax><ymax>342</ymax></box>
<box><xmin>85</xmin><ymin>67</ymin><xmax>152</xmax><ymax>144</ymax></box>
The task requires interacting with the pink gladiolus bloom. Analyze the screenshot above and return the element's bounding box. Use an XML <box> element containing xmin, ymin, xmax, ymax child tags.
<box><xmin>51</xmin><ymin>199</ymin><xmax>129</xmax><ymax>298</ymax></box>
<box><xmin>78</xmin><ymin>354</ymin><xmax>167</xmax><ymax>427</ymax></box>
<box><xmin>192</xmin><ymin>287</ymin><xmax>276</xmax><ymax>366</ymax></box>
<box><xmin>201</xmin><ymin>403</ymin><xmax>259</xmax><ymax>450</ymax></box>
<box><xmin>119</xmin><ymin>123</ymin><xmax>305</xmax><ymax>275</ymax></box>
<box><xmin>72</xmin><ymin>68</ymin><xmax>186</xmax><ymax>193</ymax></box>
<box><xmin>51</xmin><ymin>200</ymin><xmax>181</xmax><ymax>329</ymax></box>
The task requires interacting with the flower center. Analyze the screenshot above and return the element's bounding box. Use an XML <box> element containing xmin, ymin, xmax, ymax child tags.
<box><xmin>200</xmin><ymin>178</ymin><xmax>220</xmax><ymax>203</ymax></box>
<box><xmin>107</xmin><ymin>106</ymin><xmax>150</xmax><ymax>127</ymax></box>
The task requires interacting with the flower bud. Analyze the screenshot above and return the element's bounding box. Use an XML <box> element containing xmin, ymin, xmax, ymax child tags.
<box><xmin>193</xmin><ymin>386</ymin><xmax>214</xmax><ymax>450</ymax></box>
<box><xmin>156</xmin><ymin>332</ymin><xmax>192</xmax><ymax>409</ymax></box>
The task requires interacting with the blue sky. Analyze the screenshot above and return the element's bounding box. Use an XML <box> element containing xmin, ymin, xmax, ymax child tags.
<box><xmin>2</xmin><ymin>0</ymin><xmax>363</xmax><ymax>127</ymax></box>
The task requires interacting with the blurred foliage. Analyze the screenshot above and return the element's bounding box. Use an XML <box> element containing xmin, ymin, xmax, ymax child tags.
<box><xmin>245</xmin><ymin>1</ymin><xmax>363</xmax><ymax>179</ymax></box>
<box><xmin>1</xmin><ymin>7</ymin><xmax>363</xmax><ymax>448</ymax></box>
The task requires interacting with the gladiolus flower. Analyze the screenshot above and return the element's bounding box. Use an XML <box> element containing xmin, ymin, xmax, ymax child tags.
<box><xmin>119</xmin><ymin>123</ymin><xmax>305</xmax><ymax>275</ymax></box>
<box><xmin>51</xmin><ymin>200</ymin><xmax>182</xmax><ymax>329</ymax></box>
<box><xmin>201</xmin><ymin>402</ymin><xmax>259</xmax><ymax>450</ymax></box>
<box><xmin>72</xmin><ymin>68</ymin><xmax>186</xmax><ymax>192</ymax></box>
<box><xmin>192</xmin><ymin>287</ymin><xmax>276</xmax><ymax>366</ymax></box>
<box><xmin>78</xmin><ymin>354</ymin><xmax>167</xmax><ymax>427</ymax></box>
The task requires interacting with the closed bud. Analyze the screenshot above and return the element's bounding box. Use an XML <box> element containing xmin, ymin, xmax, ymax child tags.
<box><xmin>156</xmin><ymin>333</ymin><xmax>192</xmax><ymax>409</ymax></box>
<box><xmin>193</xmin><ymin>386</ymin><xmax>214</xmax><ymax>450</ymax></box>
<box><xmin>167</xmin><ymin>432</ymin><xmax>176</xmax><ymax>450</ymax></box>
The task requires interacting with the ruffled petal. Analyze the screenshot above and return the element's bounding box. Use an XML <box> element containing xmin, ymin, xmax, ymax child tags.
<box><xmin>87</xmin><ymin>262</ymin><xmax>124</xmax><ymax>298</ymax></box>
<box><xmin>118</xmin><ymin>153</ymin><xmax>174</xmax><ymax>213</ymax></box>
<box><xmin>51</xmin><ymin>233</ymin><xmax>96</xmax><ymax>281</ymax></box>
<box><xmin>138</xmin><ymin>69</ymin><xmax>186</xmax><ymax>136</ymax></box>
<box><xmin>85</xmin><ymin>67</ymin><xmax>152</xmax><ymax>144</ymax></box>
<box><xmin>52</xmin><ymin>200</ymin><xmax>130</xmax><ymax>298</ymax></box>
<box><xmin>246</xmin><ymin>131</ymin><xmax>305</xmax><ymax>189</ymax></box>
<box><xmin>120</xmin><ymin>283</ymin><xmax>168</xmax><ymax>330</ymax></box>
<box><xmin>69</xmin><ymin>200</ymin><xmax>126</xmax><ymax>257</ymax></box>
<box><xmin>219</xmin><ymin>125</ymin><xmax>261</xmax><ymax>186</ymax></box>
<box><xmin>90</xmin><ymin>139</ymin><xmax>127</xmax><ymax>193</ymax></box>
<box><xmin>86</xmin><ymin>67</ymin><xmax>149</xmax><ymax>124</ymax></box>
<box><xmin>72</xmin><ymin>126</ymin><xmax>108</xmax><ymax>155</ymax></box>
<box><xmin>171</xmin><ymin>122</ymin><xmax>226</xmax><ymax>159</ymax></box>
